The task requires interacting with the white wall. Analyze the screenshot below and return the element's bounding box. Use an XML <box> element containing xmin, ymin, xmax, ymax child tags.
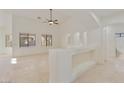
<box><xmin>58</xmin><ymin>13</ymin><xmax>117</xmax><ymax>62</ymax></box>
<box><xmin>0</xmin><ymin>13</ymin><xmax>12</xmax><ymax>55</ymax></box>
<box><xmin>101</xmin><ymin>26</ymin><xmax>116</xmax><ymax>60</ymax></box>
<box><xmin>100</xmin><ymin>13</ymin><xmax>124</xmax><ymax>58</ymax></box>
<box><xmin>0</xmin><ymin>27</ymin><xmax>6</xmax><ymax>54</ymax></box>
<box><xmin>109</xmin><ymin>24</ymin><xmax>124</xmax><ymax>53</ymax></box>
<box><xmin>59</xmin><ymin>14</ymin><xmax>100</xmax><ymax>49</ymax></box>
<box><xmin>12</xmin><ymin>15</ymin><xmax>61</xmax><ymax>57</ymax></box>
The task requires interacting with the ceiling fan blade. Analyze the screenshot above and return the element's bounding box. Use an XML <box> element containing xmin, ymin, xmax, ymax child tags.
<box><xmin>37</xmin><ymin>16</ymin><xmax>42</xmax><ymax>19</ymax></box>
<box><xmin>54</xmin><ymin>22</ymin><xmax>59</xmax><ymax>24</ymax></box>
<box><xmin>53</xmin><ymin>20</ymin><xmax>59</xmax><ymax>24</ymax></box>
<box><xmin>54</xmin><ymin>19</ymin><xmax>58</xmax><ymax>21</ymax></box>
<box><xmin>53</xmin><ymin>19</ymin><xmax>58</xmax><ymax>22</ymax></box>
<box><xmin>43</xmin><ymin>21</ymin><xmax>48</xmax><ymax>23</ymax></box>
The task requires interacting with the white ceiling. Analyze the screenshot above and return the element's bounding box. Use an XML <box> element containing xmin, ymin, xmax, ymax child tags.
<box><xmin>2</xmin><ymin>9</ymin><xmax>124</xmax><ymax>21</ymax></box>
<box><xmin>93</xmin><ymin>10</ymin><xmax>124</xmax><ymax>17</ymax></box>
<box><xmin>1</xmin><ymin>9</ymin><xmax>124</xmax><ymax>30</ymax></box>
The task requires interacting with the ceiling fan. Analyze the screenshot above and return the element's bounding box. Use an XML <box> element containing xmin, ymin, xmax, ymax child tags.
<box><xmin>38</xmin><ymin>9</ymin><xmax>59</xmax><ymax>25</ymax></box>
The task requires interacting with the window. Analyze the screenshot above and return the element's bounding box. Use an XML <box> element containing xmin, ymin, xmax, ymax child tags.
<box><xmin>5</xmin><ymin>34</ymin><xmax>12</xmax><ymax>47</ymax></box>
<box><xmin>19</xmin><ymin>33</ymin><xmax>36</xmax><ymax>47</ymax></box>
<box><xmin>115</xmin><ymin>33</ymin><xmax>124</xmax><ymax>38</ymax></box>
<box><xmin>46</xmin><ymin>35</ymin><xmax>52</xmax><ymax>46</ymax></box>
<box><xmin>41</xmin><ymin>34</ymin><xmax>52</xmax><ymax>46</ymax></box>
<box><xmin>121</xmin><ymin>33</ymin><xmax>124</xmax><ymax>37</ymax></box>
<box><xmin>41</xmin><ymin>35</ymin><xmax>47</xmax><ymax>46</ymax></box>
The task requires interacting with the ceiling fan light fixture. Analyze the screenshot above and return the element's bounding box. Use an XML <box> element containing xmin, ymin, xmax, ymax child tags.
<box><xmin>49</xmin><ymin>21</ymin><xmax>54</xmax><ymax>25</ymax></box>
<box><xmin>40</xmin><ymin>9</ymin><xmax>58</xmax><ymax>25</ymax></box>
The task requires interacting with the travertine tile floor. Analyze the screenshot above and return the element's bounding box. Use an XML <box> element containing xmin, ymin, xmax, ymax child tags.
<box><xmin>1</xmin><ymin>53</ymin><xmax>124</xmax><ymax>83</ymax></box>
<box><xmin>74</xmin><ymin>54</ymin><xmax>124</xmax><ymax>83</ymax></box>
<box><xmin>0</xmin><ymin>53</ymin><xmax>49</xmax><ymax>83</ymax></box>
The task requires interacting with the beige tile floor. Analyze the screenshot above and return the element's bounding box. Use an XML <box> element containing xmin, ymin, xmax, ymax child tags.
<box><xmin>1</xmin><ymin>53</ymin><xmax>124</xmax><ymax>83</ymax></box>
<box><xmin>74</xmin><ymin>54</ymin><xmax>124</xmax><ymax>83</ymax></box>
<box><xmin>0</xmin><ymin>53</ymin><xmax>49</xmax><ymax>83</ymax></box>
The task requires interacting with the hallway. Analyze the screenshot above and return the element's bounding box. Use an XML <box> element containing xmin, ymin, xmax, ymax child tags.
<box><xmin>74</xmin><ymin>55</ymin><xmax>124</xmax><ymax>83</ymax></box>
